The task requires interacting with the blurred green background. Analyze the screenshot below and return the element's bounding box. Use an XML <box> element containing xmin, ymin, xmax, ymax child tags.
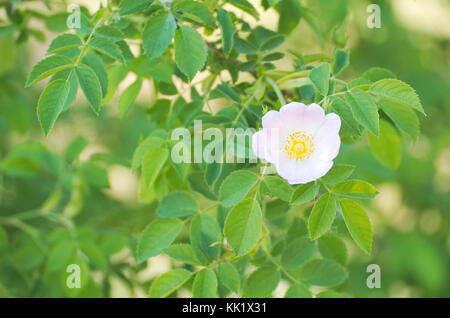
<box><xmin>0</xmin><ymin>0</ymin><xmax>449</xmax><ymax>297</ymax></box>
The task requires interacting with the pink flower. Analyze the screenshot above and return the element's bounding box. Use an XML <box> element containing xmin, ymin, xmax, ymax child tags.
<box><xmin>252</xmin><ymin>102</ymin><xmax>341</xmax><ymax>184</ymax></box>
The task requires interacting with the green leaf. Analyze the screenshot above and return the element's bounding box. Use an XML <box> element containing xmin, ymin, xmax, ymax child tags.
<box><xmin>143</xmin><ymin>12</ymin><xmax>177</xmax><ymax>59</ymax></box>
<box><xmin>163</xmin><ymin>244</ymin><xmax>205</xmax><ymax>265</ymax></box>
<box><xmin>119</xmin><ymin>77</ymin><xmax>143</xmax><ymax>118</ymax></box>
<box><xmin>79</xmin><ymin>162</ymin><xmax>109</xmax><ymax>188</ymax></box>
<box><xmin>25</xmin><ymin>55</ymin><xmax>73</xmax><ymax>87</ymax></box>
<box><xmin>82</xmin><ymin>52</ymin><xmax>108</xmax><ymax>97</ymax></box>
<box><xmin>174</xmin><ymin>24</ymin><xmax>207</xmax><ymax>80</ymax></box>
<box><xmin>217</xmin><ymin>262</ymin><xmax>241</xmax><ymax>293</ymax></box>
<box><xmin>309</xmin><ymin>63</ymin><xmax>330</xmax><ymax>96</ymax></box>
<box><xmin>131</xmin><ymin>136</ymin><xmax>165</xmax><ymax>171</ymax></box>
<box><xmin>332</xmin><ymin>49</ymin><xmax>349</xmax><ymax>75</ymax></box>
<box><xmin>174</xmin><ymin>0</ymin><xmax>215</xmax><ymax>27</ymax></box>
<box><xmin>332</xmin><ymin>179</ymin><xmax>378</xmax><ymax>199</ymax></box>
<box><xmin>308</xmin><ymin>193</ymin><xmax>337</xmax><ymax>240</ymax></box>
<box><xmin>263</xmin><ymin>175</ymin><xmax>293</xmax><ymax>202</ymax></box>
<box><xmin>316</xmin><ymin>291</ymin><xmax>346</xmax><ymax>298</ymax></box>
<box><xmin>219</xmin><ymin>170</ymin><xmax>259</xmax><ymax>207</ymax></box>
<box><xmin>224</xmin><ymin>199</ymin><xmax>262</xmax><ymax>256</ymax></box>
<box><xmin>47</xmin><ymin>33</ymin><xmax>82</xmax><ymax>54</ymax></box>
<box><xmin>290</xmin><ymin>182</ymin><xmax>319</xmax><ymax>205</ymax></box>
<box><xmin>346</xmin><ymin>89</ymin><xmax>379</xmax><ymax>135</ymax></box>
<box><xmin>243</xmin><ymin>267</ymin><xmax>280</xmax><ymax>297</ymax></box>
<box><xmin>47</xmin><ymin>241</ymin><xmax>76</xmax><ymax>272</ymax></box>
<box><xmin>216</xmin><ymin>8</ymin><xmax>235</xmax><ymax>56</ymax></box>
<box><xmin>362</xmin><ymin>67</ymin><xmax>396</xmax><ymax>82</ymax></box>
<box><xmin>321</xmin><ymin>164</ymin><xmax>355</xmax><ymax>186</ymax></box>
<box><xmin>329</xmin><ymin>96</ymin><xmax>360</xmax><ymax>137</ymax></box>
<box><xmin>190</xmin><ymin>213</ymin><xmax>222</xmax><ymax>260</ymax></box>
<box><xmin>228</xmin><ymin>0</ymin><xmax>259</xmax><ymax>19</ymax></box>
<box><xmin>300</xmin><ymin>259</ymin><xmax>348</xmax><ymax>287</ymax></box>
<box><xmin>318</xmin><ymin>233</ymin><xmax>348</xmax><ymax>265</ymax></box>
<box><xmin>137</xmin><ymin>218</ymin><xmax>184</xmax><ymax>263</ymax></box>
<box><xmin>65</xmin><ymin>136</ymin><xmax>88</xmax><ymax>162</ymax></box>
<box><xmin>339</xmin><ymin>198</ymin><xmax>373</xmax><ymax>254</ymax></box>
<box><xmin>141</xmin><ymin>147</ymin><xmax>169</xmax><ymax>190</ymax></box>
<box><xmin>75</xmin><ymin>64</ymin><xmax>103</xmax><ymax>114</ymax></box>
<box><xmin>149</xmin><ymin>269</ymin><xmax>192</xmax><ymax>298</ymax></box>
<box><xmin>95</xmin><ymin>25</ymin><xmax>125</xmax><ymax>41</ymax></box>
<box><xmin>370</xmin><ymin>78</ymin><xmax>424</xmax><ymax>114</ymax></box>
<box><xmin>119</xmin><ymin>0</ymin><xmax>150</xmax><ymax>15</ymax></box>
<box><xmin>377</xmin><ymin>97</ymin><xmax>420</xmax><ymax>139</ymax></box>
<box><xmin>88</xmin><ymin>37</ymin><xmax>124</xmax><ymax>61</ymax></box>
<box><xmin>192</xmin><ymin>269</ymin><xmax>218</xmax><ymax>298</ymax></box>
<box><xmin>368</xmin><ymin>119</ymin><xmax>402</xmax><ymax>168</ymax></box>
<box><xmin>36</xmin><ymin>79</ymin><xmax>71</xmax><ymax>135</ymax></box>
<box><xmin>281</xmin><ymin>237</ymin><xmax>317</xmax><ymax>268</ymax></box>
<box><xmin>284</xmin><ymin>283</ymin><xmax>312</xmax><ymax>298</ymax></box>
<box><xmin>157</xmin><ymin>191</ymin><xmax>198</xmax><ymax>217</ymax></box>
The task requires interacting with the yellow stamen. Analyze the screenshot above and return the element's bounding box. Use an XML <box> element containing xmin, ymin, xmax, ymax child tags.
<box><xmin>281</xmin><ymin>131</ymin><xmax>315</xmax><ymax>160</ymax></box>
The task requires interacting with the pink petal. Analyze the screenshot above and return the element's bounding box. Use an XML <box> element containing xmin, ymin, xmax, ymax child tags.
<box><xmin>312</xmin><ymin>113</ymin><xmax>342</xmax><ymax>161</ymax></box>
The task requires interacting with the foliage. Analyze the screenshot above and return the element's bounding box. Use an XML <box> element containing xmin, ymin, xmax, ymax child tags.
<box><xmin>1</xmin><ymin>0</ymin><xmax>447</xmax><ymax>298</ymax></box>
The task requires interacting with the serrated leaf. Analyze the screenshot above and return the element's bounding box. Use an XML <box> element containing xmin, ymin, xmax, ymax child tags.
<box><xmin>318</xmin><ymin>233</ymin><xmax>348</xmax><ymax>265</ymax></box>
<box><xmin>37</xmin><ymin>79</ymin><xmax>71</xmax><ymax>135</ymax></box>
<box><xmin>332</xmin><ymin>49</ymin><xmax>349</xmax><ymax>75</ymax></box>
<box><xmin>263</xmin><ymin>175</ymin><xmax>293</xmax><ymax>202</ymax></box>
<box><xmin>119</xmin><ymin>77</ymin><xmax>142</xmax><ymax>118</ymax></box>
<box><xmin>219</xmin><ymin>170</ymin><xmax>259</xmax><ymax>207</ymax></box>
<box><xmin>243</xmin><ymin>267</ymin><xmax>280</xmax><ymax>297</ymax></box>
<box><xmin>362</xmin><ymin>67</ymin><xmax>396</xmax><ymax>82</ymax></box>
<box><xmin>26</xmin><ymin>55</ymin><xmax>73</xmax><ymax>87</ymax></box>
<box><xmin>332</xmin><ymin>179</ymin><xmax>378</xmax><ymax>199</ymax></box>
<box><xmin>174</xmin><ymin>24</ymin><xmax>207</xmax><ymax>80</ymax></box>
<box><xmin>190</xmin><ymin>213</ymin><xmax>222</xmax><ymax>260</ymax></box>
<box><xmin>228</xmin><ymin>0</ymin><xmax>259</xmax><ymax>19</ymax></box>
<box><xmin>346</xmin><ymin>89</ymin><xmax>379</xmax><ymax>135</ymax></box>
<box><xmin>141</xmin><ymin>147</ymin><xmax>169</xmax><ymax>190</ymax></box>
<box><xmin>143</xmin><ymin>12</ymin><xmax>176</xmax><ymax>59</ymax></box>
<box><xmin>75</xmin><ymin>64</ymin><xmax>102</xmax><ymax>114</ymax></box>
<box><xmin>149</xmin><ymin>268</ymin><xmax>192</xmax><ymax>298</ymax></box>
<box><xmin>137</xmin><ymin>218</ymin><xmax>184</xmax><ymax>263</ymax></box>
<box><xmin>163</xmin><ymin>244</ymin><xmax>204</xmax><ymax>265</ymax></box>
<box><xmin>300</xmin><ymin>259</ymin><xmax>348</xmax><ymax>287</ymax></box>
<box><xmin>88</xmin><ymin>37</ymin><xmax>123</xmax><ymax>61</ymax></box>
<box><xmin>308</xmin><ymin>192</ymin><xmax>337</xmax><ymax>240</ymax></box>
<box><xmin>217</xmin><ymin>262</ymin><xmax>240</xmax><ymax>293</ymax></box>
<box><xmin>370</xmin><ymin>78</ymin><xmax>424</xmax><ymax>114</ymax></box>
<box><xmin>377</xmin><ymin>97</ymin><xmax>420</xmax><ymax>139</ymax></box>
<box><xmin>321</xmin><ymin>164</ymin><xmax>355</xmax><ymax>186</ymax></box>
<box><xmin>284</xmin><ymin>283</ymin><xmax>312</xmax><ymax>298</ymax></box>
<box><xmin>329</xmin><ymin>96</ymin><xmax>360</xmax><ymax>137</ymax></box>
<box><xmin>224</xmin><ymin>199</ymin><xmax>262</xmax><ymax>256</ymax></box>
<box><xmin>119</xmin><ymin>0</ymin><xmax>150</xmax><ymax>15</ymax></box>
<box><xmin>192</xmin><ymin>268</ymin><xmax>218</xmax><ymax>298</ymax></box>
<box><xmin>217</xmin><ymin>8</ymin><xmax>235</xmax><ymax>56</ymax></box>
<box><xmin>290</xmin><ymin>182</ymin><xmax>319</xmax><ymax>205</ymax></box>
<box><xmin>339</xmin><ymin>198</ymin><xmax>373</xmax><ymax>254</ymax></box>
<box><xmin>157</xmin><ymin>191</ymin><xmax>198</xmax><ymax>218</ymax></box>
<box><xmin>309</xmin><ymin>63</ymin><xmax>330</xmax><ymax>96</ymax></box>
<box><xmin>47</xmin><ymin>33</ymin><xmax>82</xmax><ymax>54</ymax></box>
<box><xmin>281</xmin><ymin>237</ymin><xmax>317</xmax><ymax>268</ymax></box>
<box><xmin>174</xmin><ymin>0</ymin><xmax>215</xmax><ymax>27</ymax></box>
<box><xmin>368</xmin><ymin>119</ymin><xmax>402</xmax><ymax>168</ymax></box>
<box><xmin>82</xmin><ymin>52</ymin><xmax>108</xmax><ymax>97</ymax></box>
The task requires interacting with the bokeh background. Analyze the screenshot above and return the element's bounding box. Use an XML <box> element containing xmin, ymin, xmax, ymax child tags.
<box><xmin>0</xmin><ymin>0</ymin><xmax>449</xmax><ymax>297</ymax></box>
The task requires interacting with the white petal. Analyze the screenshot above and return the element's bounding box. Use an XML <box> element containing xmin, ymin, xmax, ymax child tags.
<box><xmin>262</xmin><ymin>110</ymin><xmax>283</xmax><ymax>129</ymax></box>
<box><xmin>251</xmin><ymin>130</ymin><xmax>269</xmax><ymax>161</ymax></box>
<box><xmin>275</xmin><ymin>155</ymin><xmax>334</xmax><ymax>184</ymax></box>
<box><xmin>312</xmin><ymin>113</ymin><xmax>342</xmax><ymax>161</ymax></box>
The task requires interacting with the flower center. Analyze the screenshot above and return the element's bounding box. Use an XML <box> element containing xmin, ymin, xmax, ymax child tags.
<box><xmin>282</xmin><ymin>131</ymin><xmax>315</xmax><ymax>160</ymax></box>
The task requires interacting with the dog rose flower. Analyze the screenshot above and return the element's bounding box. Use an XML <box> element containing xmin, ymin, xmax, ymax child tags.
<box><xmin>252</xmin><ymin>102</ymin><xmax>341</xmax><ymax>184</ymax></box>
